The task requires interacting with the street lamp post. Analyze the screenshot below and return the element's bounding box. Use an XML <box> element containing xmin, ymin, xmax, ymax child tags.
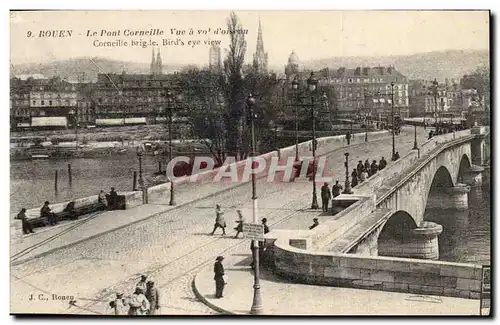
<box><xmin>137</xmin><ymin>146</ymin><xmax>145</xmax><ymax>198</ymax></box>
<box><xmin>432</xmin><ymin>79</ymin><xmax>439</xmax><ymax>130</ymax></box>
<box><xmin>246</xmin><ymin>93</ymin><xmax>264</xmax><ymax>315</ymax></box>
<box><xmin>342</xmin><ymin>152</ymin><xmax>353</xmax><ymax>194</ymax></box>
<box><xmin>291</xmin><ymin>77</ymin><xmax>300</xmax><ymax>161</ymax></box>
<box><xmin>390</xmin><ymin>81</ymin><xmax>396</xmax><ymax>161</ymax></box>
<box><xmin>307</xmin><ymin>72</ymin><xmax>319</xmax><ymax>210</ymax></box>
<box><xmin>166</xmin><ymin>89</ymin><xmax>176</xmax><ymax>206</ymax></box>
<box><xmin>413</xmin><ymin>124</ymin><xmax>418</xmax><ymax>150</ymax></box>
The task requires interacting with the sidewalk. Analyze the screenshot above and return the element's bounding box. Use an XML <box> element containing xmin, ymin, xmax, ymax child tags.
<box><xmin>192</xmin><ymin>250</ymin><xmax>480</xmax><ymax>316</ymax></box>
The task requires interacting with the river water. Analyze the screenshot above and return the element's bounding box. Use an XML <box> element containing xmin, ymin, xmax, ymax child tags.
<box><xmin>10</xmin><ymin>157</ymin><xmax>491</xmax><ymax>265</ymax></box>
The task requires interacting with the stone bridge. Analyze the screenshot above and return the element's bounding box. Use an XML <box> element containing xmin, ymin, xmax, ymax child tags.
<box><xmin>266</xmin><ymin>126</ymin><xmax>490</xmax><ymax>299</ymax></box>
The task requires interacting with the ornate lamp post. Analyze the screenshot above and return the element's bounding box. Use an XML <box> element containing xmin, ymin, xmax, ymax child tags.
<box><xmin>342</xmin><ymin>152</ymin><xmax>353</xmax><ymax>194</ymax></box>
<box><xmin>246</xmin><ymin>93</ymin><xmax>264</xmax><ymax>315</ymax></box>
<box><xmin>136</xmin><ymin>145</ymin><xmax>145</xmax><ymax>192</ymax></box>
<box><xmin>69</xmin><ymin>108</ymin><xmax>78</xmax><ymax>149</ymax></box>
<box><xmin>291</xmin><ymin>76</ymin><xmax>300</xmax><ymax>161</ymax></box>
<box><xmin>165</xmin><ymin>89</ymin><xmax>176</xmax><ymax>206</ymax></box>
<box><xmin>307</xmin><ymin>72</ymin><xmax>319</xmax><ymax>210</ymax></box>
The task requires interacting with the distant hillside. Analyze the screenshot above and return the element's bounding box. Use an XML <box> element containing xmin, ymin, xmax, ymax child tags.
<box><xmin>10</xmin><ymin>57</ymin><xmax>188</xmax><ymax>82</ymax></box>
<box><xmin>302</xmin><ymin>49</ymin><xmax>489</xmax><ymax>81</ymax></box>
<box><xmin>10</xmin><ymin>49</ymin><xmax>489</xmax><ymax>83</ymax></box>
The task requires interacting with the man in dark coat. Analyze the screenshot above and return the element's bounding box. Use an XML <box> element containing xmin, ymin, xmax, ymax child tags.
<box><xmin>370</xmin><ymin>160</ymin><xmax>379</xmax><ymax>176</ymax></box>
<box><xmin>145</xmin><ymin>281</ymin><xmax>160</xmax><ymax>315</ymax></box>
<box><xmin>41</xmin><ymin>201</ymin><xmax>57</xmax><ymax>226</ymax></box>
<box><xmin>320</xmin><ymin>182</ymin><xmax>331</xmax><ymax>212</ymax></box>
<box><xmin>346</xmin><ymin>131</ymin><xmax>351</xmax><ymax>145</ymax></box>
<box><xmin>379</xmin><ymin>157</ymin><xmax>387</xmax><ymax>170</ymax></box>
<box><xmin>16</xmin><ymin>208</ymin><xmax>34</xmax><ymax>234</ymax></box>
<box><xmin>351</xmin><ymin>169</ymin><xmax>358</xmax><ymax>188</ymax></box>
<box><xmin>214</xmin><ymin>256</ymin><xmax>225</xmax><ymax>298</ymax></box>
<box><xmin>356</xmin><ymin>160</ymin><xmax>364</xmax><ymax>176</ymax></box>
<box><xmin>109</xmin><ymin>187</ymin><xmax>118</xmax><ymax>210</ymax></box>
<box><xmin>332</xmin><ymin>180</ymin><xmax>343</xmax><ymax>198</ymax></box>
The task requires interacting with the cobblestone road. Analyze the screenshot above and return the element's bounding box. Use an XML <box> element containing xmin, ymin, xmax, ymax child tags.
<box><xmin>10</xmin><ymin>127</ymin><xmax>428</xmax><ymax>315</ymax></box>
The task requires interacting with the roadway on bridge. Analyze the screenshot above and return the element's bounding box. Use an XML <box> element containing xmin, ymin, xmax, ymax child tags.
<box><xmin>11</xmin><ymin>127</ymin><xmax>430</xmax><ymax>315</ymax></box>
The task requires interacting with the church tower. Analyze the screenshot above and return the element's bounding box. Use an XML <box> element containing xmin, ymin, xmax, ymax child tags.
<box><xmin>253</xmin><ymin>18</ymin><xmax>268</xmax><ymax>74</ymax></box>
<box><xmin>150</xmin><ymin>48</ymin><xmax>156</xmax><ymax>75</ymax></box>
<box><xmin>156</xmin><ymin>48</ymin><xmax>163</xmax><ymax>74</ymax></box>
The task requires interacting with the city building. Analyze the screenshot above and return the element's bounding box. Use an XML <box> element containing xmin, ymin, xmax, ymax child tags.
<box><xmin>252</xmin><ymin>18</ymin><xmax>268</xmax><ymax>74</ymax></box>
<box><xmin>150</xmin><ymin>48</ymin><xmax>163</xmax><ymax>75</ymax></box>
<box><xmin>75</xmin><ymin>82</ymin><xmax>96</xmax><ymax>126</ymax></box>
<box><xmin>283</xmin><ymin>51</ymin><xmax>410</xmax><ymax>121</ymax></box>
<box><xmin>408</xmin><ymin>79</ymin><xmax>450</xmax><ymax>118</ymax></box>
<box><xmin>209</xmin><ymin>44</ymin><xmax>222</xmax><ymax>71</ymax></box>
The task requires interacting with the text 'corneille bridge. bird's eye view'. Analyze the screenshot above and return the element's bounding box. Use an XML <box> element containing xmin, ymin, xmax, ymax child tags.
<box><xmin>9</xmin><ymin>10</ymin><xmax>491</xmax><ymax>316</ymax></box>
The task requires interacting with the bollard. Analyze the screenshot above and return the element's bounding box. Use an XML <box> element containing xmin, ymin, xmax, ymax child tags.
<box><xmin>133</xmin><ymin>171</ymin><xmax>137</xmax><ymax>191</ymax></box>
<box><xmin>68</xmin><ymin>163</ymin><xmax>72</xmax><ymax>184</ymax></box>
<box><xmin>55</xmin><ymin>170</ymin><xmax>58</xmax><ymax>192</ymax></box>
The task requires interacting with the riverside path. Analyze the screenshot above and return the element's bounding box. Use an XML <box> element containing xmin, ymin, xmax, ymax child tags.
<box><xmin>11</xmin><ymin>126</ymin><xmax>428</xmax><ymax>315</ymax></box>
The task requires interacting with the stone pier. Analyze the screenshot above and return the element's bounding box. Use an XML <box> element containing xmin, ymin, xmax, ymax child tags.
<box><xmin>378</xmin><ymin>221</ymin><xmax>443</xmax><ymax>260</ymax></box>
<box><xmin>463</xmin><ymin>165</ymin><xmax>484</xmax><ymax>187</ymax></box>
<box><xmin>450</xmin><ymin>183</ymin><xmax>471</xmax><ymax>210</ymax></box>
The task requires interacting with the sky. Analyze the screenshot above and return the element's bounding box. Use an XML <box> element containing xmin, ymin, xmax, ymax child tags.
<box><xmin>10</xmin><ymin>10</ymin><xmax>490</xmax><ymax>67</ymax></box>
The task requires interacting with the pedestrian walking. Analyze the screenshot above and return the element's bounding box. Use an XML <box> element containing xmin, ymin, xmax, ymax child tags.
<box><xmin>428</xmin><ymin>130</ymin><xmax>434</xmax><ymax>139</ymax></box>
<box><xmin>321</xmin><ymin>182</ymin><xmax>331</xmax><ymax>212</ymax></box>
<box><xmin>41</xmin><ymin>201</ymin><xmax>57</xmax><ymax>226</ymax></box>
<box><xmin>109</xmin><ymin>293</ymin><xmax>127</xmax><ymax>315</ymax></box>
<box><xmin>16</xmin><ymin>208</ymin><xmax>34</xmax><ymax>234</ymax></box>
<box><xmin>145</xmin><ymin>281</ymin><xmax>160</xmax><ymax>315</ymax></box>
<box><xmin>379</xmin><ymin>157</ymin><xmax>387</xmax><ymax>170</ymax></box>
<box><xmin>233</xmin><ymin>210</ymin><xmax>244</xmax><ymax>239</ymax></box>
<box><xmin>214</xmin><ymin>256</ymin><xmax>225</xmax><ymax>298</ymax></box>
<box><xmin>332</xmin><ymin>180</ymin><xmax>343</xmax><ymax>198</ymax></box>
<box><xmin>309</xmin><ymin>218</ymin><xmax>319</xmax><ymax>230</ymax></box>
<box><xmin>127</xmin><ymin>287</ymin><xmax>150</xmax><ymax>315</ymax></box>
<box><xmin>346</xmin><ymin>131</ymin><xmax>351</xmax><ymax>145</ymax></box>
<box><xmin>371</xmin><ymin>160</ymin><xmax>379</xmax><ymax>176</ymax></box>
<box><xmin>351</xmin><ymin>169</ymin><xmax>358</xmax><ymax>188</ymax></box>
<box><xmin>136</xmin><ymin>275</ymin><xmax>148</xmax><ymax>293</ymax></box>
<box><xmin>210</xmin><ymin>204</ymin><xmax>226</xmax><ymax>235</ymax></box>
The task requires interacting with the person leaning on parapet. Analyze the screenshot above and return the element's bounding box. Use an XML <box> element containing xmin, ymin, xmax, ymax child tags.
<box><xmin>321</xmin><ymin>182</ymin><xmax>331</xmax><ymax>212</ymax></box>
<box><xmin>41</xmin><ymin>201</ymin><xmax>57</xmax><ymax>226</ymax></box>
<box><xmin>379</xmin><ymin>157</ymin><xmax>387</xmax><ymax>170</ymax></box>
<box><xmin>109</xmin><ymin>187</ymin><xmax>118</xmax><ymax>210</ymax></box>
<box><xmin>371</xmin><ymin>160</ymin><xmax>379</xmax><ymax>176</ymax></box>
<box><xmin>98</xmin><ymin>190</ymin><xmax>108</xmax><ymax>207</ymax></box>
<box><xmin>136</xmin><ymin>275</ymin><xmax>148</xmax><ymax>292</ymax></box>
<box><xmin>364</xmin><ymin>159</ymin><xmax>371</xmax><ymax>177</ymax></box>
<box><xmin>356</xmin><ymin>160</ymin><xmax>364</xmax><ymax>176</ymax></box>
<box><xmin>213</xmin><ymin>256</ymin><xmax>226</xmax><ymax>298</ymax></box>
<box><xmin>210</xmin><ymin>204</ymin><xmax>226</xmax><ymax>236</ymax></box>
<box><xmin>16</xmin><ymin>208</ymin><xmax>34</xmax><ymax>234</ymax></box>
<box><xmin>109</xmin><ymin>292</ymin><xmax>127</xmax><ymax>315</ymax></box>
<box><xmin>351</xmin><ymin>169</ymin><xmax>359</xmax><ymax>188</ymax></box>
<box><xmin>332</xmin><ymin>180</ymin><xmax>343</xmax><ymax>198</ymax></box>
<box><xmin>428</xmin><ymin>130</ymin><xmax>434</xmax><ymax>139</ymax></box>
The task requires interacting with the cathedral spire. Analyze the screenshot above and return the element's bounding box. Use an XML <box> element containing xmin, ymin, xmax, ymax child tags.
<box><xmin>156</xmin><ymin>47</ymin><xmax>162</xmax><ymax>74</ymax></box>
<box><xmin>253</xmin><ymin>17</ymin><xmax>268</xmax><ymax>74</ymax></box>
<box><xmin>150</xmin><ymin>48</ymin><xmax>156</xmax><ymax>75</ymax></box>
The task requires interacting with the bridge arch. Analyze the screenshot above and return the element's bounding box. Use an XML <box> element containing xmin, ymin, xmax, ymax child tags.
<box><xmin>378</xmin><ymin>210</ymin><xmax>417</xmax><ymax>257</ymax></box>
<box><xmin>457</xmin><ymin>154</ymin><xmax>472</xmax><ymax>183</ymax></box>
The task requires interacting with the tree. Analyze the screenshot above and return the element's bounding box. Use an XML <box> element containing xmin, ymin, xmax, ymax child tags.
<box><xmin>461</xmin><ymin>66</ymin><xmax>490</xmax><ymax>109</ymax></box>
<box><xmin>222</xmin><ymin>11</ymin><xmax>247</xmax><ymax>159</ymax></box>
